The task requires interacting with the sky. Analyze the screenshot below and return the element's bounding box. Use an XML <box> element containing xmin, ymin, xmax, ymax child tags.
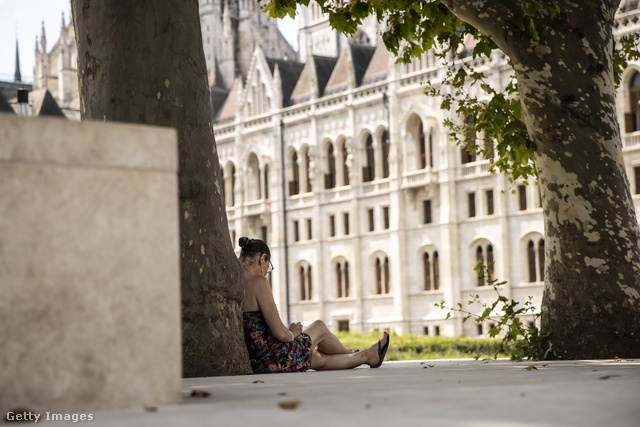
<box><xmin>0</xmin><ymin>0</ymin><xmax>299</xmax><ymax>84</ymax></box>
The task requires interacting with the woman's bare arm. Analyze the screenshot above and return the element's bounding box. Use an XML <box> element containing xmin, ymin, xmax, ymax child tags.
<box><xmin>250</xmin><ymin>276</ymin><xmax>295</xmax><ymax>342</ymax></box>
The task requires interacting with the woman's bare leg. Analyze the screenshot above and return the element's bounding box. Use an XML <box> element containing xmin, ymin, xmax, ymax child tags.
<box><xmin>303</xmin><ymin>320</ymin><xmax>352</xmax><ymax>355</ymax></box>
<box><xmin>310</xmin><ymin>333</ymin><xmax>389</xmax><ymax>370</ymax></box>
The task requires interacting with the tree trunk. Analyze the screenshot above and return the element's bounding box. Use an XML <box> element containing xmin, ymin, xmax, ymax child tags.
<box><xmin>71</xmin><ymin>0</ymin><xmax>251</xmax><ymax>375</ymax></box>
<box><xmin>449</xmin><ymin>0</ymin><xmax>640</xmax><ymax>358</ymax></box>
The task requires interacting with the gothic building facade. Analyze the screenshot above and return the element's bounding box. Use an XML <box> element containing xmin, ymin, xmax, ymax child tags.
<box><xmin>213</xmin><ymin>2</ymin><xmax>640</xmax><ymax>336</ymax></box>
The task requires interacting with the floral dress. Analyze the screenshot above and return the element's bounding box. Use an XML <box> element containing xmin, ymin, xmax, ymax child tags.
<box><xmin>243</xmin><ymin>310</ymin><xmax>313</xmax><ymax>373</ymax></box>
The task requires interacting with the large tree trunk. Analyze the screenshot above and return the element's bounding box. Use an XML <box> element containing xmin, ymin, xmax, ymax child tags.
<box><xmin>71</xmin><ymin>0</ymin><xmax>251</xmax><ymax>375</ymax></box>
<box><xmin>449</xmin><ymin>0</ymin><xmax>640</xmax><ymax>358</ymax></box>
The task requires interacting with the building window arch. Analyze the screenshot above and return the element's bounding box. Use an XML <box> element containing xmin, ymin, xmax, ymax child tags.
<box><xmin>299</xmin><ymin>262</ymin><xmax>313</xmax><ymax>301</ymax></box>
<box><xmin>461</xmin><ymin>114</ymin><xmax>477</xmax><ymax>164</ymax></box>
<box><xmin>246</xmin><ymin>152</ymin><xmax>261</xmax><ymax>201</ymax></box>
<box><xmin>373</xmin><ymin>253</ymin><xmax>391</xmax><ymax>295</ymax></box>
<box><xmin>363</xmin><ymin>133</ymin><xmax>375</xmax><ymax>182</ymax></box>
<box><xmin>524</xmin><ymin>234</ymin><xmax>545</xmax><ymax>283</ymax></box>
<box><xmin>325</xmin><ymin>143</ymin><xmax>336</xmax><ymax>189</ymax></box>
<box><xmin>473</xmin><ymin>240</ymin><xmax>495</xmax><ymax>287</ymax></box>
<box><xmin>422</xmin><ymin>249</ymin><xmax>440</xmax><ymax>291</ymax></box>
<box><xmin>335</xmin><ymin>258</ymin><xmax>350</xmax><ymax>298</ymax></box>
<box><xmin>625</xmin><ymin>71</ymin><xmax>640</xmax><ymax>132</ymax></box>
<box><xmin>418</xmin><ymin>122</ymin><xmax>434</xmax><ymax>169</ymax></box>
<box><xmin>289</xmin><ymin>150</ymin><xmax>300</xmax><ymax>196</ymax></box>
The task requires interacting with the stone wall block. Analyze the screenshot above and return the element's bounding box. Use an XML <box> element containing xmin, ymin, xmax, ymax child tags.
<box><xmin>0</xmin><ymin>115</ymin><xmax>182</xmax><ymax>413</ymax></box>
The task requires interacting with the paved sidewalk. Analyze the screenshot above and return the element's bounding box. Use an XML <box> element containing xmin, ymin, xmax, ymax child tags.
<box><xmin>44</xmin><ymin>359</ymin><xmax>640</xmax><ymax>426</ymax></box>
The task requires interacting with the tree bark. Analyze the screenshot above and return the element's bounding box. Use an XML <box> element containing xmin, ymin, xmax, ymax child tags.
<box><xmin>71</xmin><ymin>0</ymin><xmax>251</xmax><ymax>375</ymax></box>
<box><xmin>448</xmin><ymin>0</ymin><xmax>640</xmax><ymax>358</ymax></box>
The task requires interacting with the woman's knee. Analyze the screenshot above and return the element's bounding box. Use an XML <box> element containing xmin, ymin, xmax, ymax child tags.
<box><xmin>309</xmin><ymin>320</ymin><xmax>328</xmax><ymax>332</ymax></box>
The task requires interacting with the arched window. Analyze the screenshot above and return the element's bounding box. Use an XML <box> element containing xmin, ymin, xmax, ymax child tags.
<box><xmin>336</xmin><ymin>262</ymin><xmax>342</xmax><ymax>298</ymax></box>
<box><xmin>336</xmin><ymin>260</ymin><xmax>350</xmax><ymax>298</ymax></box>
<box><xmin>230</xmin><ymin>164</ymin><xmax>236</xmax><ymax>206</ymax></box>
<box><xmin>325</xmin><ymin>144</ymin><xmax>336</xmax><ymax>189</ymax></box>
<box><xmin>527</xmin><ymin>240</ymin><xmax>536</xmax><ymax>282</ymax></box>
<box><xmin>423</xmin><ymin>252</ymin><xmax>431</xmax><ymax>291</ymax></box>
<box><xmin>382</xmin><ymin>131</ymin><xmax>390</xmax><ymax>178</ymax></box>
<box><xmin>364</xmin><ymin>134</ymin><xmax>375</xmax><ymax>182</ymax></box>
<box><xmin>264</xmin><ymin>164</ymin><xmax>269</xmax><ymax>200</ymax></box>
<box><xmin>487</xmin><ymin>245</ymin><xmax>494</xmax><ymax>282</ymax></box>
<box><xmin>344</xmin><ymin>262</ymin><xmax>350</xmax><ymax>297</ymax></box>
<box><xmin>300</xmin><ymin>263</ymin><xmax>313</xmax><ymax>301</ymax></box>
<box><xmin>419</xmin><ymin>123</ymin><xmax>433</xmax><ymax>169</ymax></box>
<box><xmin>474</xmin><ymin>241</ymin><xmax>495</xmax><ymax>286</ymax></box>
<box><xmin>461</xmin><ymin>115</ymin><xmax>477</xmax><ymax>164</ymax></box>
<box><xmin>433</xmin><ymin>251</ymin><xmax>440</xmax><ymax>290</ymax></box>
<box><xmin>626</xmin><ymin>72</ymin><xmax>640</xmax><ymax>132</ymax></box>
<box><xmin>247</xmin><ymin>153</ymin><xmax>261</xmax><ymax>201</ymax></box>
<box><xmin>538</xmin><ymin>239</ymin><xmax>545</xmax><ymax>281</ymax></box>
<box><xmin>476</xmin><ymin>246</ymin><xmax>485</xmax><ymax>287</ymax></box>
<box><xmin>375</xmin><ymin>258</ymin><xmax>382</xmax><ymax>294</ymax></box>
<box><xmin>289</xmin><ymin>151</ymin><xmax>299</xmax><ymax>195</ymax></box>
<box><xmin>525</xmin><ymin>237</ymin><xmax>545</xmax><ymax>283</ymax></box>
<box><xmin>300</xmin><ymin>266</ymin><xmax>306</xmax><ymax>300</ymax></box>
<box><xmin>384</xmin><ymin>257</ymin><xmax>390</xmax><ymax>294</ymax></box>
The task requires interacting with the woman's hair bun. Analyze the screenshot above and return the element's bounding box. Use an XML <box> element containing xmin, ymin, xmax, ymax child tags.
<box><xmin>238</xmin><ymin>237</ymin><xmax>250</xmax><ymax>250</ymax></box>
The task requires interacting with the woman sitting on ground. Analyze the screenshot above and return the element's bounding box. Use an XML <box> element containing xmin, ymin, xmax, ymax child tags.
<box><xmin>239</xmin><ymin>237</ymin><xmax>389</xmax><ymax>373</ymax></box>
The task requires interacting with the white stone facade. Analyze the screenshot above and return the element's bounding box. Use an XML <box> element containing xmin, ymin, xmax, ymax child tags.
<box><xmin>215</xmin><ymin>2</ymin><xmax>640</xmax><ymax>337</ymax></box>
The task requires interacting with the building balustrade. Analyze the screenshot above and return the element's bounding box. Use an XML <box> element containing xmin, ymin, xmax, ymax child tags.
<box><xmin>402</xmin><ymin>169</ymin><xmax>439</xmax><ymax>188</ymax></box>
<box><xmin>243</xmin><ymin>199</ymin><xmax>270</xmax><ymax>216</ymax></box>
<box><xmin>459</xmin><ymin>160</ymin><xmax>491</xmax><ymax>178</ymax></box>
<box><xmin>623</xmin><ymin>132</ymin><xmax>640</xmax><ymax>149</ymax></box>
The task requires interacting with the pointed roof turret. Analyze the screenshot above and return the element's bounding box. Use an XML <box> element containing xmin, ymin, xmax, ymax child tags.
<box><xmin>40</xmin><ymin>21</ymin><xmax>47</xmax><ymax>53</ymax></box>
<box><xmin>14</xmin><ymin>39</ymin><xmax>22</xmax><ymax>82</ymax></box>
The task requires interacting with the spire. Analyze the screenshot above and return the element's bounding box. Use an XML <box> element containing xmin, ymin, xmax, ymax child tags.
<box><xmin>14</xmin><ymin>39</ymin><xmax>22</xmax><ymax>82</ymax></box>
<box><xmin>41</xmin><ymin>21</ymin><xmax>47</xmax><ymax>53</ymax></box>
<box><xmin>61</xmin><ymin>11</ymin><xmax>65</xmax><ymax>29</ymax></box>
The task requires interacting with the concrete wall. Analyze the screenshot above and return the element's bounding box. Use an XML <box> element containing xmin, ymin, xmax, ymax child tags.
<box><xmin>0</xmin><ymin>115</ymin><xmax>182</xmax><ymax>413</ymax></box>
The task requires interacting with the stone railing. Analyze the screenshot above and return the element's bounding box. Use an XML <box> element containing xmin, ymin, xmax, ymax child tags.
<box><xmin>402</xmin><ymin>169</ymin><xmax>439</xmax><ymax>188</ymax></box>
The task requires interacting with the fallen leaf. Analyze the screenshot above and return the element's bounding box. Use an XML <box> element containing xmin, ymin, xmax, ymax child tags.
<box><xmin>523</xmin><ymin>365</ymin><xmax>538</xmax><ymax>371</ymax></box>
<box><xmin>190</xmin><ymin>389</ymin><xmax>211</xmax><ymax>398</ymax></box>
<box><xmin>428</xmin><ymin>364</ymin><xmax>434</xmax><ymax>367</ymax></box>
<box><xmin>278</xmin><ymin>392</ymin><xmax>287</xmax><ymax>396</ymax></box>
<box><xmin>279</xmin><ymin>400</ymin><xmax>302</xmax><ymax>410</ymax></box>
<box><xmin>252</xmin><ymin>380</ymin><xmax>264</xmax><ymax>384</ymax></box>
<box><xmin>614</xmin><ymin>358</ymin><xmax>622</xmax><ymax>362</ymax></box>
<box><xmin>600</xmin><ymin>375</ymin><xmax>620</xmax><ymax>380</ymax></box>
<box><xmin>144</xmin><ymin>407</ymin><xmax>158</xmax><ymax>412</ymax></box>
<box><xmin>364</xmin><ymin>403</ymin><xmax>371</xmax><ymax>409</ymax></box>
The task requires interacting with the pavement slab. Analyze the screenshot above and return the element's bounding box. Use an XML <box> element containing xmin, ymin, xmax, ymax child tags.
<box><xmin>29</xmin><ymin>359</ymin><xmax>640</xmax><ymax>427</ymax></box>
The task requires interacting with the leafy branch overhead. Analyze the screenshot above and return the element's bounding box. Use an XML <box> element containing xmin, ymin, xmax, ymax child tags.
<box><xmin>260</xmin><ymin>0</ymin><xmax>640</xmax><ymax>183</ymax></box>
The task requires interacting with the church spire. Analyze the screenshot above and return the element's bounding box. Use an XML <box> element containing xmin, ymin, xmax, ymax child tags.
<box><xmin>14</xmin><ymin>39</ymin><xmax>22</xmax><ymax>82</ymax></box>
<box><xmin>40</xmin><ymin>21</ymin><xmax>47</xmax><ymax>53</ymax></box>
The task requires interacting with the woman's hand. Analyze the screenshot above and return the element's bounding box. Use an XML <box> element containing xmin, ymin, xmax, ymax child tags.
<box><xmin>288</xmin><ymin>322</ymin><xmax>303</xmax><ymax>339</ymax></box>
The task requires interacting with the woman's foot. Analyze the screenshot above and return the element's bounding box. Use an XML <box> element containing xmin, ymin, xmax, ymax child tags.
<box><xmin>366</xmin><ymin>332</ymin><xmax>389</xmax><ymax>368</ymax></box>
